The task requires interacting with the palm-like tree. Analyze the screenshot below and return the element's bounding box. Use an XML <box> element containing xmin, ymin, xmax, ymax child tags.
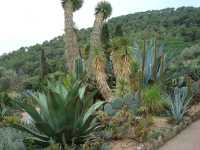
<box><xmin>111</xmin><ymin>37</ymin><xmax>132</xmax><ymax>96</ymax></box>
<box><xmin>88</xmin><ymin>1</ymin><xmax>113</xmax><ymax>101</ymax></box>
<box><xmin>88</xmin><ymin>1</ymin><xmax>112</xmax><ymax>69</ymax></box>
<box><xmin>61</xmin><ymin>0</ymin><xmax>83</xmax><ymax>73</ymax></box>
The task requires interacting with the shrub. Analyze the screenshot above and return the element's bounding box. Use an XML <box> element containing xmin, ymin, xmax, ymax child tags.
<box><xmin>0</xmin><ymin>127</ymin><xmax>26</xmax><ymax>150</ymax></box>
<box><xmin>142</xmin><ymin>85</ymin><xmax>167</xmax><ymax>114</ymax></box>
<box><xmin>135</xmin><ymin>116</ymin><xmax>153</xmax><ymax>141</ymax></box>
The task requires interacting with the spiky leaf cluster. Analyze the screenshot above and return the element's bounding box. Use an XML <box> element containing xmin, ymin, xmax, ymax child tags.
<box><xmin>61</xmin><ymin>0</ymin><xmax>83</xmax><ymax>11</ymax></box>
<box><xmin>95</xmin><ymin>1</ymin><xmax>112</xmax><ymax>19</ymax></box>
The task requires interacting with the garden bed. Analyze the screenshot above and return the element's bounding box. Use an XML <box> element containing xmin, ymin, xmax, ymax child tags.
<box><xmin>105</xmin><ymin>102</ymin><xmax>200</xmax><ymax>150</ymax></box>
<box><xmin>139</xmin><ymin>102</ymin><xmax>200</xmax><ymax>150</ymax></box>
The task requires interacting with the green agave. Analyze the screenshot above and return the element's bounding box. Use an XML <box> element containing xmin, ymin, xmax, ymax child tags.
<box><xmin>12</xmin><ymin>80</ymin><xmax>104</xmax><ymax>148</ymax></box>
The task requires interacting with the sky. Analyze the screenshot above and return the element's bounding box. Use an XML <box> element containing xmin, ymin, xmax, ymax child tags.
<box><xmin>0</xmin><ymin>0</ymin><xmax>200</xmax><ymax>55</ymax></box>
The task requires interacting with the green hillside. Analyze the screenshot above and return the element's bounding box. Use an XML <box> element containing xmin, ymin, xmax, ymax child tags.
<box><xmin>0</xmin><ymin>6</ymin><xmax>200</xmax><ymax>78</ymax></box>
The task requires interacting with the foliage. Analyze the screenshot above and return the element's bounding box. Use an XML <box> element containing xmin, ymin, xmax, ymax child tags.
<box><xmin>96</xmin><ymin>94</ymin><xmax>140</xmax><ymax>139</ymax></box>
<box><xmin>95</xmin><ymin>1</ymin><xmax>112</xmax><ymax>19</ymax></box>
<box><xmin>97</xmin><ymin>106</ymin><xmax>134</xmax><ymax>139</ymax></box>
<box><xmin>104</xmin><ymin>94</ymin><xmax>140</xmax><ymax>117</ymax></box>
<box><xmin>142</xmin><ymin>85</ymin><xmax>167</xmax><ymax>114</ymax></box>
<box><xmin>169</xmin><ymin>86</ymin><xmax>192</xmax><ymax>123</ymax></box>
<box><xmin>134</xmin><ymin>116</ymin><xmax>153</xmax><ymax>141</ymax></box>
<box><xmin>1</xmin><ymin>7</ymin><xmax>200</xmax><ymax>92</ymax></box>
<box><xmin>0</xmin><ymin>92</ymin><xmax>13</xmax><ymax>120</ymax></box>
<box><xmin>61</xmin><ymin>0</ymin><xmax>83</xmax><ymax>11</ymax></box>
<box><xmin>115</xmin><ymin>79</ymin><xmax>131</xmax><ymax>97</ymax></box>
<box><xmin>0</xmin><ymin>127</ymin><xmax>26</xmax><ymax>150</ymax></box>
<box><xmin>12</xmin><ymin>80</ymin><xmax>104</xmax><ymax>148</ymax></box>
<box><xmin>146</xmin><ymin>128</ymin><xmax>162</xmax><ymax>141</ymax></box>
<box><xmin>169</xmin><ymin>44</ymin><xmax>200</xmax><ymax>81</ymax></box>
<box><xmin>134</xmin><ymin>38</ymin><xmax>165</xmax><ymax>85</ymax></box>
<box><xmin>75</xmin><ymin>57</ymin><xmax>85</xmax><ymax>80</ymax></box>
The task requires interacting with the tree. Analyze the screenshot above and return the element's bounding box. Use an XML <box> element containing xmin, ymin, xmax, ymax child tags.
<box><xmin>114</xmin><ymin>24</ymin><xmax>123</xmax><ymax>37</ymax></box>
<box><xmin>88</xmin><ymin>1</ymin><xmax>113</xmax><ymax>101</ymax></box>
<box><xmin>61</xmin><ymin>0</ymin><xmax>83</xmax><ymax>73</ymax></box>
<box><xmin>40</xmin><ymin>48</ymin><xmax>48</xmax><ymax>79</ymax></box>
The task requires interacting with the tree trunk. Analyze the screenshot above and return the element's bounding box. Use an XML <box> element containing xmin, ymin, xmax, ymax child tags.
<box><xmin>88</xmin><ymin>13</ymin><xmax>113</xmax><ymax>102</ymax></box>
<box><xmin>93</xmin><ymin>56</ymin><xmax>113</xmax><ymax>102</ymax></box>
<box><xmin>64</xmin><ymin>1</ymin><xmax>80</xmax><ymax>73</ymax></box>
<box><xmin>88</xmin><ymin>13</ymin><xmax>104</xmax><ymax>76</ymax></box>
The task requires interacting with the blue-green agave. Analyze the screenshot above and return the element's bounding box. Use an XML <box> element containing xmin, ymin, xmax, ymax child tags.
<box><xmin>169</xmin><ymin>86</ymin><xmax>191</xmax><ymax>123</ymax></box>
<box><xmin>12</xmin><ymin>81</ymin><xmax>104</xmax><ymax>148</ymax></box>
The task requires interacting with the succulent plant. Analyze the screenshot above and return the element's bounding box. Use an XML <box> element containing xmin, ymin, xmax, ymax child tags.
<box><xmin>104</xmin><ymin>93</ymin><xmax>140</xmax><ymax>117</ymax></box>
<box><xmin>104</xmin><ymin>103</ymin><xmax>116</xmax><ymax>116</ymax></box>
<box><xmin>134</xmin><ymin>38</ymin><xmax>165</xmax><ymax>86</ymax></box>
<box><xmin>169</xmin><ymin>86</ymin><xmax>192</xmax><ymax>123</ymax></box>
<box><xmin>111</xmin><ymin>98</ymin><xmax>123</xmax><ymax>110</ymax></box>
<box><xmin>12</xmin><ymin>80</ymin><xmax>105</xmax><ymax>148</ymax></box>
<box><xmin>75</xmin><ymin>57</ymin><xmax>85</xmax><ymax>80</ymax></box>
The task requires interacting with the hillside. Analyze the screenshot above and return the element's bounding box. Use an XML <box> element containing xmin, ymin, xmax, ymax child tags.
<box><xmin>0</xmin><ymin>6</ymin><xmax>200</xmax><ymax>77</ymax></box>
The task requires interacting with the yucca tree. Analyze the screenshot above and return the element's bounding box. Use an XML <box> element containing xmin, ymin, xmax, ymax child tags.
<box><xmin>88</xmin><ymin>1</ymin><xmax>113</xmax><ymax>101</ymax></box>
<box><xmin>92</xmin><ymin>49</ymin><xmax>113</xmax><ymax>102</ymax></box>
<box><xmin>61</xmin><ymin>0</ymin><xmax>83</xmax><ymax>73</ymax></box>
<box><xmin>88</xmin><ymin>1</ymin><xmax>112</xmax><ymax>70</ymax></box>
<box><xmin>111</xmin><ymin>37</ymin><xmax>133</xmax><ymax>96</ymax></box>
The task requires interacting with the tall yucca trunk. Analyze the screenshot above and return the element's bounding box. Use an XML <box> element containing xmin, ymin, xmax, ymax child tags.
<box><xmin>88</xmin><ymin>13</ymin><xmax>113</xmax><ymax>101</ymax></box>
<box><xmin>93</xmin><ymin>56</ymin><xmax>113</xmax><ymax>102</ymax></box>
<box><xmin>112</xmin><ymin>52</ymin><xmax>132</xmax><ymax>96</ymax></box>
<box><xmin>112</xmin><ymin>52</ymin><xmax>121</xmax><ymax>78</ymax></box>
<box><xmin>64</xmin><ymin>1</ymin><xmax>80</xmax><ymax>73</ymax></box>
<box><xmin>112</xmin><ymin>52</ymin><xmax>131</xmax><ymax>79</ymax></box>
<box><xmin>88</xmin><ymin>13</ymin><xmax>104</xmax><ymax>76</ymax></box>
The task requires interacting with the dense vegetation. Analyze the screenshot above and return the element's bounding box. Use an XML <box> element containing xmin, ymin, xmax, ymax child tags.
<box><xmin>0</xmin><ymin>2</ymin><xmax>200</xmax><ymax>149</ymax></box>
<box><xmin>0</xmin><ymin>7</ymin><xmax>200</xmax><ymax>85</ymax></box>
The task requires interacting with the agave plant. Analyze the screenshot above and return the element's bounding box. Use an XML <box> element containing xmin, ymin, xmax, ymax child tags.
<box><xmin>12</xmin><ymin>80</ymin><xmax>104</xmax><ymax>148</ymax></box>
<box><xmin>134</xmin><ymin>38</ymin><xmax>165</xmax><ymax>85</ymax></box>
<box><xmin>0</xmin><ymin>93</ymin><xmax>12</xmax><ymax>120</ymax></box>
<box><xmin>169</xmin><ymin>86</ymin><xmax>191</xmax><ymax>124</ymax></box>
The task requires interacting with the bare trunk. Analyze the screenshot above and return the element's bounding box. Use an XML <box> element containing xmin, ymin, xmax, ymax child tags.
<box><xmin>88</xmin><ymin>13</ymin><xmax>104</xmax><ymax>76</ymax></box>
<box><xmin>89</xmin><ymin>13</ymin><xmax>113</xmax><ymax>101</ymax></box>
<box><xmin>64</xmin><ymin>1</ymin><xmax>80</xmax><ymax>73</ymax></box>
<box><xmin>93</xmin><ymin>56</ymin><xmax>113</xmax><ymax>102</ymax></box>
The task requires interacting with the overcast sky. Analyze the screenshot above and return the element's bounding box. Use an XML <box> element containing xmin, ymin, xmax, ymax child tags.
<box><xmin>0</xmin><ymin>0</ymin><xmax>200</xmax><ymax>55</ymax></box>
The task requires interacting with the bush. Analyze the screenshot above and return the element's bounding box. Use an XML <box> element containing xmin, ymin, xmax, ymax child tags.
<box><xmin>0</xmin><ymin>127</ymin><xmax>26</xmax><ymax>150</ymax></box>
<box><xmin>142</xmin><ymin>85</ymin><xmax>167</xmax><ymax>114</ymax></box>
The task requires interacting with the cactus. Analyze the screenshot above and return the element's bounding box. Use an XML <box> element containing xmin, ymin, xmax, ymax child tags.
<box><xmin>75</xmin><ymin>57</ymin><xmax>85</xmax><ymax>80</ymax></box>
<box><xmin>106</xmin><ymin>93</ymin><xmax>140</xmax><ymax>116</ymax></box>
<box><xmin>104</xmin><ymin>103</ymin><xmax>116</xmax><ymax>116</ymax></box>
<box><xmin>111</xmin><ymin>98</ymin><xmax>124</xmax><ymax>110</ymax></box>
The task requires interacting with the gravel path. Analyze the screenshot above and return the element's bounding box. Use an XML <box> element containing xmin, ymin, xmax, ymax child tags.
<box><xmin>159</xmin><ymin>120</ymin><xmax>200</xmax><ymax>150</ymax></box>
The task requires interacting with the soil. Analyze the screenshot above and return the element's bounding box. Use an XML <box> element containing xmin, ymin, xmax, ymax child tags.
<box><xmin>111</xmin><ymin>139</ymin><xmax>138</xmax><ymax>150</ymax></box>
